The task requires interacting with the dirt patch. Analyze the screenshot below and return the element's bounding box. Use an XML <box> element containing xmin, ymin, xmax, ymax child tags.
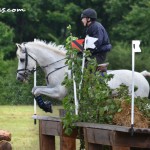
<box><xmin>113</xmin><ymin>100</ymin><xmax>149</xmax><ymax>128</ymax></box>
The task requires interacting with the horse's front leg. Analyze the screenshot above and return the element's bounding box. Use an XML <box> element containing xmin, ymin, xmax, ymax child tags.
<box><xmin>32</xmin><ymin>86</ymin><xmax>46</xmax><ymax>96</ymax></box>
<box><xmin>32</xmin><ymin>85</ymin><xmax>67</xmax><ymax>100</ymax></box>
<box><xmin>31</xmin><ymin>85</ymin><xmax>67</xmax><ymax>113</ymax></box>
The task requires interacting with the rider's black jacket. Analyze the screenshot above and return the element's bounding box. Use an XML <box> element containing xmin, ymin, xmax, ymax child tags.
<box><xmin>85</xmin><ymin>21</ymin><xmax>112</xmax><ymax>54</ymax></box>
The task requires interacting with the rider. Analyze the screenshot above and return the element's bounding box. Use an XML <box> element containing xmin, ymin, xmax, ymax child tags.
<box><xmin>81</xmin><ymin>8</ymin><xmax>112</xmax><ymax>64</ymax></box>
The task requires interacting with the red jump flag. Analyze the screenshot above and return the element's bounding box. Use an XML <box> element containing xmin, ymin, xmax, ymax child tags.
<box><xmin>71</xmin><ymin>39</ymin><xmax>84</xmax><ymax>51</ymax></box>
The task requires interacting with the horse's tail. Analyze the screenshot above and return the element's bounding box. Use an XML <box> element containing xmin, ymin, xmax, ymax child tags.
<box><xmin>141</xmin><ymin>70</ymin><xmax>150</xmax><ymax>77</ymax></box>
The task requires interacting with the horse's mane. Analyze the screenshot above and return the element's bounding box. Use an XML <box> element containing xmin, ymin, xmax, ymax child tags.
<box><xmin>28</xmin><ymin>39</ymin><xmax>66</xmax><ymax>55</ymax></box>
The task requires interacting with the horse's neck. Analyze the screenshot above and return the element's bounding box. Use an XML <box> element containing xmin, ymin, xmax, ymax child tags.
<box><xmin>28</xmin><ymin>44</ymin><xmax>65</xmax><ymax>67</ymax></box>
<box><xmin>27</xmin><ymin>43</ymin><xmax>66</xmax><ymax>82</ymax></box>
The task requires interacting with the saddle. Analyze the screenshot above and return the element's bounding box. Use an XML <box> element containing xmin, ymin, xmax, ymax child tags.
<box><xmin>97</xmin><ymin>62</ymin><xmax>109</xmax><ymax>72</ymax></box>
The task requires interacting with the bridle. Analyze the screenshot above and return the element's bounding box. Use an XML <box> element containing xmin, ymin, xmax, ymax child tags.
<box><xmin>17</xmin><ymin>44</ymin><xmax>67</xmax><ymax>82</ymax></box>
<box><xmin>17</xmin><ymin>45</ymin><xmax>37</xmax><ymax>79</ymax></box>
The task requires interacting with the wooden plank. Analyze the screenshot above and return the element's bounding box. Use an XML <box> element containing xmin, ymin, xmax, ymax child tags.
<box><xmin>84</xmin><ymin>128</ymin><xmax>114</xmax><ymax>145</ymax></box>
<box><xmin>84</xmin><ymin>128</ymin><xmax>150</xmax><ymax>148</ymax></box>
<box><xmin>32</xmin><ymin>115</ymin><xmax>61</xmax><ymax>122</ymax></box>
<box><xmin>113</xmin><ymin>132</ymin><xmax>150</xmax><ymax>148</ymax></box>
<box><xmin>39</xmin><ymin>121</ymin><xmax>55</xmax><ymax>150</ymax></box>
<box><xmin>75</xmin><ymin>122</ymin><xmax>150</xmax><ymax>134</ymax></box>
<box><xmin>75</xmin><ymin>122</ymin><xmax>130</xmax><ymax>133</ymax></box>
<box><xmin>41</xmin><ymin>120</ymin><xmax>61</xmax><ymax>136</ymax></box>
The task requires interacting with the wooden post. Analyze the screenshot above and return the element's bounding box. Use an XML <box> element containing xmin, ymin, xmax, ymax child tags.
<box><xmin>60</xmin><ymin>135</ymin><xmax>76</xmax><ymax>150</ymax></box>
<box><xmin>83</xmin><ymin>128</ymin><xmax>103</xmax><ymax>150</ymax></box>
<box><xmin>59</xmin><ymin>109</ymin><xmax>76</xmax><ymax>150</ymax></box>
<box><xmin>112</xmin><ymin>146</ymin><xmax>130</xmax><ymax>150</ymax></box>
<box><xmin>39</xmin><ymin>121</ymin><xmax>55</xmax><ymax>150</ymax></box>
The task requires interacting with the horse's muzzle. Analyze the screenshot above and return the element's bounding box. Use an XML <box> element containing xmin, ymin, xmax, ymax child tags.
<box><xmin>16</xmin><ymin>73</ymin><xmax>28</xmax><ymax>82</ymax></box>
<box><xmin>17</xmin><ymin>76</ymin><xmax>24</xmax><ymax>82</ymax></box>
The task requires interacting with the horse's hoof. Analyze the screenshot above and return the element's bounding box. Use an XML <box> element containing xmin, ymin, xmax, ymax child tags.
<box><xmin>44</xmin><ymin>101</ymin><xmax>53</xmax><ymax>113</ymax></box>
<box><xmin>35</xmin><ymin>95</ymin><xmax>53</xmax><ymax>113</ymax></box>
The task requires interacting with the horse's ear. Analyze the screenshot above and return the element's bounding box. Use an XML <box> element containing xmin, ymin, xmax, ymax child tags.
<box><xmin>16</xmin><ymin>43</ymin><xmax>22</xmax><ymax>49</ymax></box>
<box><xmin>16</xmin><ymin>43</ymin><xmax>25</xmax><ymax>53</ymax></box>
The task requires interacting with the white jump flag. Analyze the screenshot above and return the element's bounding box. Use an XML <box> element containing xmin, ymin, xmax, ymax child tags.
<box><xmin>132</xmin><ymin>40</ymin><xmax>141</xmax><ymax>52</ymax></box>
<box><xmin>131</xmin><ymin>40</ymin><xmax>141</xmax><ymax>131</ymax></box>
<box><xmin>84</xmin><ymin>35</ymin><xmax>98</xmax><ymax>49</ymax></box>
<box><xmin>82</xmin><ymin>35</ymin><xmax>98</xmax><ymax>73</ymax></box>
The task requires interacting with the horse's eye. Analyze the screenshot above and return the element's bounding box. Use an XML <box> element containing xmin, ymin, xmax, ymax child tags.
<box><xmin>20</xmin><ymin>58</ymin><xmax>25</xmax><ymax>63</ymax></box>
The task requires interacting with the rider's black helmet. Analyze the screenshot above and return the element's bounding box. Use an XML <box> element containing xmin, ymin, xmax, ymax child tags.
<box><xmin>81</xmin><ymin>8</ymin><xmax>97</xmax><ymax>19</ymax></box>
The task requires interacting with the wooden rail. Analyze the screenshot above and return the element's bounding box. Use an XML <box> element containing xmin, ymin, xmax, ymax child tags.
<box><xmin>32</xmin><ymin>115</ymin><xmax>150</xmax><ymax>150</ymax></box>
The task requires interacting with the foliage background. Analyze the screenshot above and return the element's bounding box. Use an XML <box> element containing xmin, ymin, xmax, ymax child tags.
<box><xmin>0</xmin><ymin>0</ymin><xmax>150</xmax><ymax>105</ymax></box>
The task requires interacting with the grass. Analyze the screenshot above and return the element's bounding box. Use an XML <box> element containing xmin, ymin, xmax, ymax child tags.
<box><xmin>0</xmin><ymin>105</ymin><xmax>63</xmax><ymax>150</ymax></box>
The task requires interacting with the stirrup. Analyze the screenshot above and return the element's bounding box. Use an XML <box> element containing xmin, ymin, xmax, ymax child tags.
<box><xmin>97</xmin><ymin>62</ymin><xmax>109</xmax><ymax>72</ymax></box>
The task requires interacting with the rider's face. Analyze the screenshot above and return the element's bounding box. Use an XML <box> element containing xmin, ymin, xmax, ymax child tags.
<box><xmin>81</xmin><ymin>18</ymin><xmax>90</xmax><ymax>26</ymax></box>
<box><xmin>81</xmin><ymin>18</ymin><xmax>87</xmax><ymax>26</ymax></box>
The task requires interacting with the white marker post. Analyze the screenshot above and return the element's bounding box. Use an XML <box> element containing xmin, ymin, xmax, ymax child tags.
<box><xmin>73</xmin><ymin>73</ymin><xmax>78</xmax><ymax>115</ymax></box>
<box><xmin>131</xmin><ymin>40</ymin><xmax>141</xmax><ymax>133</ymax></box>
<box><xmin>71</xmin><ymin>38</ymin><xmax>79</xmax><ymax>115</ymax></box>
<box><xmin>34</xmin><ymin>65</ymin><xmax>37</xmax><ymax>124</ymax></box>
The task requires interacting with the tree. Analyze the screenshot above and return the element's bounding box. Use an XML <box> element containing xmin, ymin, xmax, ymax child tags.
<box><xmin>105</xmin><ymin>0</ymin><xmax>150</xmax><ymax>46</ymax></box>
<box><xmin>0</xmin><ymin>0</ymin><xmax>150</xmax><ymax>105</ymax></box>
<box><xmin>0</xmin><ymin>22</ymin><xmax>15</xmax><ymax>60</ymax></box>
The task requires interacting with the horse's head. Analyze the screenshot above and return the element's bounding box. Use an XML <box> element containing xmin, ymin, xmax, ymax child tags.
<box><xmin>16</xmin><ymin>43</ymin><xmax>36</xmax><ymax>82</ymax></box>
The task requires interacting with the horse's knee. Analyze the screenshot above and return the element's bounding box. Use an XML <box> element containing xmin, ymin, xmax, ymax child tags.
<box><xmin>31</xmin><ymin>86</ymin><xmax>38</xmax><ymax>95</ymax></box>
<box><xmin>33</xmin><ymin>88</ymin><xmax>41</xmax><ymax>96</ymax></box>
<box><xmin>58</xmin><ymin>87</ymin><xmax>67</xmax><ymax>100</ymax></box>
<box><xmin>31</xmin><ymin>87</ymin><xmax>35</xmax><ymax>94</ymax></box>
